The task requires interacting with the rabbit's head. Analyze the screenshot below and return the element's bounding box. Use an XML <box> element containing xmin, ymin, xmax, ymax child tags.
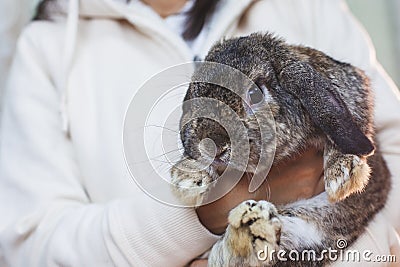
<box><xmin>180</xmin><ymin>33</ymin><xmax>374</xmax><ymax>172</ymax></box>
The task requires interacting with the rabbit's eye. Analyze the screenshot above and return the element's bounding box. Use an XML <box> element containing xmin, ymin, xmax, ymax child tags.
<box><xmin>247</xmin><ymin>86</ymin><xmax>265</xmax><ymax>105</ymax></box>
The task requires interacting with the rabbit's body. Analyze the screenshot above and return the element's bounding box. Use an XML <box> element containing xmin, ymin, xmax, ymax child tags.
<box><xmin>170</xmin><ymin>33</ymin><xmax>391</xmax><ymax>266</ymax></box>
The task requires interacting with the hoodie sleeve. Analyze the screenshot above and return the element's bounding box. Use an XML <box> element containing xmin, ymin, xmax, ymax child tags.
<box><xmin>310</xmin><ymin>0</ymin><xmax>400</xmax><ymax>231</ymax></box>
<box><xmin>0</xmin><ymin>24</ymin><xmax>218</xmax><ymax>267</ymax></box>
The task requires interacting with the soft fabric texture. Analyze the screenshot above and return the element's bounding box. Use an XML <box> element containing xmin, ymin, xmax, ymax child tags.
<box><xmin>0</xmin><ymin>0</ymin><xmax>39</xmax><ymax>114</ymax></box>
<box><xmin>0</xmin><ymin>0</ymin><xmax>399</xmax><ymax>266</ymax></box>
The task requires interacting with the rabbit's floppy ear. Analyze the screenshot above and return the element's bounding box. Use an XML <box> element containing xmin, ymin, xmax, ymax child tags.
<box><xmin>278</xmin><ymin>62</ymin><xmax>374</xmax><ymax>156</ymax></box>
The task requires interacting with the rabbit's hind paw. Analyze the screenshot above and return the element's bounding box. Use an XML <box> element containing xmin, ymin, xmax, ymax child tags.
<box><xmin>224</xmin><ymin>200</ymin><xmax>281</xmax><ymax>265</ymax></box>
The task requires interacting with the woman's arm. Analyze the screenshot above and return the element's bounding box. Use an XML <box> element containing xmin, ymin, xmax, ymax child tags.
<box><xmin>0</xmin><ymin>23</ymin><xmax>218</xmax><ymax>267</ymax></box>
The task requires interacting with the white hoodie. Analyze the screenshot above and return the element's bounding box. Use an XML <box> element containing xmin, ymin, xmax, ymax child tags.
<box><xmin>0</xmin><ymin>0</ymin><xmax>399</xmax><ymax>266</ymax></box>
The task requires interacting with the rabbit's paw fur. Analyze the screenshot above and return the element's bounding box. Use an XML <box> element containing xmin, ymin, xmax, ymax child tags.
<box><xmin>170</xmin><ymin>158</ymin><xmax>215</xmax><ymax>206</ymax></box>
<box><xmin>325</xmin><ymin>154</ymin><xmax>371</xmax><ymax>202</ymax></box>
<box><xmin>221</xmin><ymin>200</ymin><xmax>281</xmax><ymax>265</ymax></box>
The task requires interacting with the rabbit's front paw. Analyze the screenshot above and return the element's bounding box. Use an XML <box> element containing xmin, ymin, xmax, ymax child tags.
<box><xmin>225</xmin><ymin>200</ymin><xmax>281</xmax><ymax>265</ymax></box>
<box><xmin>170</xmin><ymin>158</ymin><xmax>216</xmax><ymax>206</ymax></box>
<box><xmin>325</xmin><ymin>154</ymin><xmax>371</xmax><ymax>202</ymax></box>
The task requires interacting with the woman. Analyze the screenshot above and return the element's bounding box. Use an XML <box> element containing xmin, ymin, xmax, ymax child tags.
<box><xmin>0</xmin><ymin>0</ymin><xmax>399</xmax><ymax>266</ymax></box>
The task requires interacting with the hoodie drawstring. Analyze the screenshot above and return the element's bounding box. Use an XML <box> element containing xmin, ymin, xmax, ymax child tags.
<box><xmin>60</xmin><ymin>0</ymin><xmax>79</xmax><ymax>134</ymax></box>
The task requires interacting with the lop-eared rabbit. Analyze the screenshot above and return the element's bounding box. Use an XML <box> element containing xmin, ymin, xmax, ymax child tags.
<box><xmin>170</xmin><ymin>33</ymin><xmax>391</xmax><ymax>266</ymax></box>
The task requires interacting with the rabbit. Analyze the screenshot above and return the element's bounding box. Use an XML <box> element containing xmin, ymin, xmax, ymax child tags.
<box><xmin>170</xmin><ymin>33</ymin><xmax>391</xmax><ymax>266</ymax></box>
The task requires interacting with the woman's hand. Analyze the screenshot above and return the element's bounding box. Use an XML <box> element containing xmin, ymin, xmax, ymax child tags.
<box><xmin>196</xmin><ymin>169</ymin><xmax>268</xmax><ymax>235</ymax></box>
<box><xmin>195</xmin><ymin>147</ymin><xmax>324</xmax><ymax>235</ymax></box>
<box><xmin>267</xmin><ymin>148</ymin><xmax>324</xmax><ymax>205</ymax></box>
<box><xmin>189</xmin><ymin>259</ymin><xmax>208</xmax><ymax>267</ymax></box>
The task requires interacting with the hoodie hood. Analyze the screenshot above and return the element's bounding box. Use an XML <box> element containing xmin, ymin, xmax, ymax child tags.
<box><xmin>38</xmin><ymin>0</ymin><xmax>256</xmax><ymax>58</ymax></box>
<box><xmin>37</xmin><ymin>0</ymin><xmax>255</xmax><ymax>133</ymax></box>
<box><xmin>36</xmin><ymin>0</ymin><xmax>125</xmax><ymax>20</ymax></box>
<box><xmin>38</xmin><ymin>0</ymin><xmax>256</xmax><ymax>23</ymax></box>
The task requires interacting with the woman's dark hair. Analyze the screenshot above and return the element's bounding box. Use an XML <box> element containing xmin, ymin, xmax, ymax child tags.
<box><xmin>182</xmin><ymin>0</ymin><xmax>220</xmax><ymax>40</ymax></box>
<box><xmin>33</xmin><ymin>0</ymin><xmax>54</xmax><ymax>20</ymax></box>
<box><xmin>34</xmin><ymin>0</ymin><xmax>221</xmax><ymax>40</ymax></box>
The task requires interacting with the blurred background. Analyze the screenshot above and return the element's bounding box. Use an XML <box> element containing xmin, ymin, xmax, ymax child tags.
<box><xmin>0</xmin><ymin>0</ymin><xmax>399</xmax><ymax>115</ymax></box>
<box><xmin>346</xmin><ymin>0</ymin><xmax>400</xmax><ymax>88</ymax></box>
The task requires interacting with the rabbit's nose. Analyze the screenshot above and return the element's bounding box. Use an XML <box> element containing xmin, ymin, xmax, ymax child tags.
<box><xmin>198</xmin><ymin>137</ymin><xmax>222</xmax><ymax>158</ymax></box>
<box><xmin>214</xmin><ymin>146</ymin><xmax>225</xmax><ymax>158</ymax></box>
<box><xmin>180</xmin><ymin>118</ymin><xmax>230</xmax><ymax>160</ymax></box>
<box><xmin>198</xmin><ymin>137</ymin><xmax>229</xmax><ymax>168</ymax></box>
<box><xmin>207</xmin><ymin>133</ymin><xmax>226</xmax><ymax>152</ymax></box>
<box><xmin>198</xmin><ymin>135</ymin><xmax>226</xmax><ymax>158</ymax></box>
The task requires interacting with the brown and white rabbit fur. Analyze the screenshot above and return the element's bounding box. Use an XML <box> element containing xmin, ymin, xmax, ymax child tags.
<box><xmin>170</xmin><ymin>33</ymin><xmax>391</xmax><ymax>266</ymax></box>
